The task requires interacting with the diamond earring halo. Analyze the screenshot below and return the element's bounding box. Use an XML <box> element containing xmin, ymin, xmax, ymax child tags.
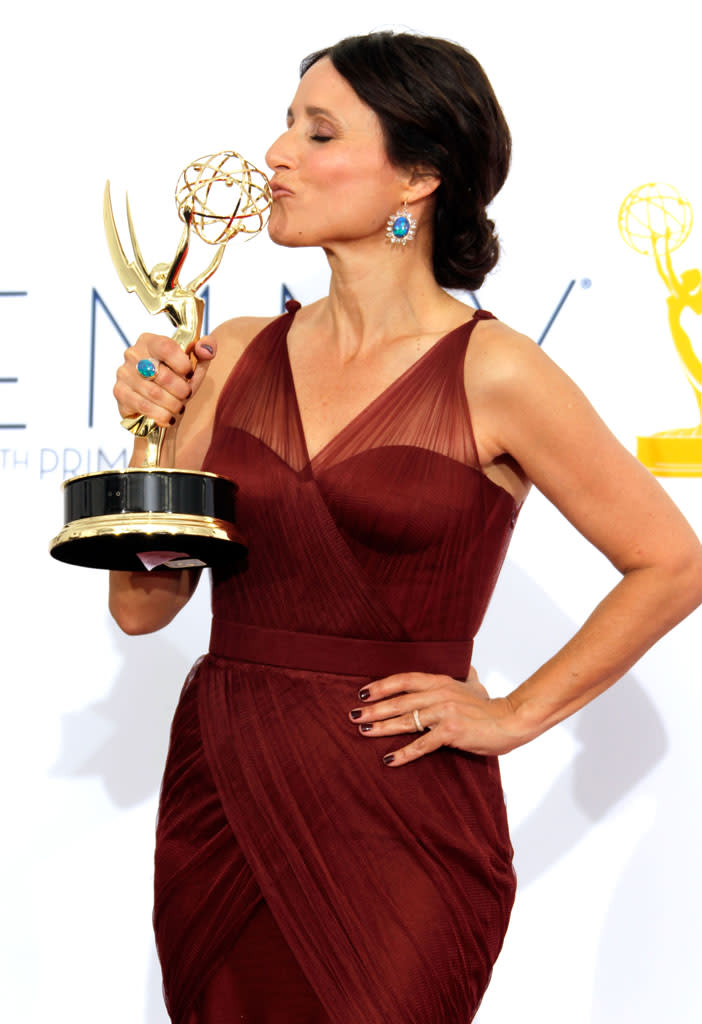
<box><xmin>386</xmin><ymin>203</ymin><xmax>417</xmax><ymax>246</ymax></box>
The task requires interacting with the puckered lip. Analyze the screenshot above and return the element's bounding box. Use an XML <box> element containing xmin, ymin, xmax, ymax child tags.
<box><xmin>270</xmin><ymin>179</ymin><xmax>295</xmax><ymax>199</ymax></box>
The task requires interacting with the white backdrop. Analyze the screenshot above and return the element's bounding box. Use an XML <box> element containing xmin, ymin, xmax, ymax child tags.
<box><xmin>2</xmin><ymin>2</ymin><xmax>701</xmax><ymax>1022</ymax></box>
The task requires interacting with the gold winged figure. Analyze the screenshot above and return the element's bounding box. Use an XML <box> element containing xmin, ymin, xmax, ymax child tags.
<box><xmin>103</xmin><ymin>182</ymin><xmax>225</xmax><ymax>467</ymax></box>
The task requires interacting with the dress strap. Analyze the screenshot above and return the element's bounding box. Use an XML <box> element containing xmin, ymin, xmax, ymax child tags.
<box><xmin>210</xmin><ymin>621</ymin><xmax>472</xmax><ymax>680</ymax></box>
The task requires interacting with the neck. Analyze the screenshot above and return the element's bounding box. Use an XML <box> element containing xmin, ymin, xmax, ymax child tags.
<box><xmin>309</xmin><ymin>233</ymin><xmax>457</xmax><ymax>360</ymax></box>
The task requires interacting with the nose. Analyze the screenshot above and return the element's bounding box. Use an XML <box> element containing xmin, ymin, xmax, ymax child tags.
<box><xmin>265</xmin><ymin>128</ymin><xmax>296</xmax><ymax>172</ymax></box>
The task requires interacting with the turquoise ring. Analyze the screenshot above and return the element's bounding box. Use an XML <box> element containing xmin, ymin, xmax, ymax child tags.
<box><xmin>137</xmin><ymin>358</ymin><xmax>159</xmax><ymax>380</ymax></box>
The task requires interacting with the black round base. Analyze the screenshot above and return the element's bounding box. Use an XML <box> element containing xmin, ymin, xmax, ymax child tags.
<box><xmin>49</xmin><ymin>468</ymin><xmax>246</xmax><ymax>571</ymax></box>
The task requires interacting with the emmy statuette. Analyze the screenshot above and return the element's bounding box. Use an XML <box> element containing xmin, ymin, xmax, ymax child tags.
<box><xmin>619</xmin><ymin>183</ymin><xmax>702</xmax><ymax>477</ymax></box>
<box><xmin>50</xmin><ymin>152</ymin><xmax>272</xmax><ymax>570</ymax></box>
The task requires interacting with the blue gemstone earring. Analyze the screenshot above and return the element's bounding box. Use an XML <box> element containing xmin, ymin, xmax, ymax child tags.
<box><xmin>386</xmin><ymin>203</ymin><xmax>417</xmax><ymax>246</ymax></box>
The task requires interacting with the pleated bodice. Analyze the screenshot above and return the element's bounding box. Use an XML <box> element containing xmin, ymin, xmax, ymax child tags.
<box><xmin>203</xmin><ymin>303</ymin><xmax>519</xmax><ymax>647</ymax></box>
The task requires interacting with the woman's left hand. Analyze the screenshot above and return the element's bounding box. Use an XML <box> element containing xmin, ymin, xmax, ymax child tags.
<box><xmin>348</xmin><ymin>667</ymin><xmax>525</xmax><ymax>764</ymax></box>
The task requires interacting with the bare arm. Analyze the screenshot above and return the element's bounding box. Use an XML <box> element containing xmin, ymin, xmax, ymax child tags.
<box><xmin>484</xmin><ymin>328</ymin><xmax>702</xmax><ymax>743</ymax></box>
<box><xmin>108</xmin><ymin>560</ymin><xmax>203</xmax><ymax>635</ymax></box>
<box><xmin>348</xmin><ymin>323</ymin><xmax>702</xmax><ymax>760</ymax></box>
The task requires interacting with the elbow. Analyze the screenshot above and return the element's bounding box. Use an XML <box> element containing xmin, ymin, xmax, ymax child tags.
<box><xmin>108</xmin><ymin>583</ymin><xmax>179</xmax><ymax>636</ymax></box>
<box><xmin>662</xmin><ymin>538</ymin><xmax>702</xmax><ymax>616</ymax></box>
<box><xmin>685</xmin><ymin>550</ymin><xmax>702</xmax><ymax>609</ymax></box>
<box><xmin>111</xmin><ymin>612</ymin><xmax>164</xmax><ymax>636</ymax></box>
<box><xmin>109</xmin><ymin>598</ymin><xmax>168</xmax><ymax>636</ymax></box>
<box><xmin>107</xmin><ymin>567</ymin><xmax>199</xmax><ymax>635</ymax></box>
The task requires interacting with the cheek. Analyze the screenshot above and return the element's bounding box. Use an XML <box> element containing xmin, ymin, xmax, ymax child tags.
<box><xmin>316</xmin><ymin>155</ymin><xmax>362</xmax><ymax>192</ymax></box>
<box><xmin>316</xmin><ymin>148</ymin><xmax>398</xmax><ymax>193</ymax></box>
<box><xmin>324</xmin><ymin>167</ymin><xmax>401</xmax><ymax>229</ymax></box>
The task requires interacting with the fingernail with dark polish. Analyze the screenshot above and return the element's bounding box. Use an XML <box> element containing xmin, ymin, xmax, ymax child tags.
<box><xmin>179</xmin><ymin>405</ymin><xmax>185</xmax><ymax>415</ymax></box>
<box><xmin>202</xmin><ymin>344</ymin><xmax>214</xmax><ymax>354</ymax></box>
<box><xmin>350</xmin><ymin>709</ymin><xmax>363</xmax><ymax>720</ymax></box>
<box><xmin>186</xmin><ymin>370</ymin><xmax>194</xmax><ymax>380</ymax></box>
<box><xmin>169</xmin><ymin>416</ymin><xmax>176</xmax><ymax>425</ymax></box>
<box><xmin>383</xmin><ymin>753</ymin><xmax>395</xmax><ymax>765</ymax></box>
<box><xmin>358</xmin><ymin>688</ymin><xmax>371</xmax><ymax>701</ymax></box>
<box><xmin>360</xmin><ymin>723</ymin><xmax>373</xmax><ymax>732</ymax></box>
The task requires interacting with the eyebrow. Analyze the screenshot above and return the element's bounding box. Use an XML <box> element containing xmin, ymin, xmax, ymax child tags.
<box><xmin>286</xmin><ymin>105</ymin><xmax>343</xmax><ymax>125</ymax></box>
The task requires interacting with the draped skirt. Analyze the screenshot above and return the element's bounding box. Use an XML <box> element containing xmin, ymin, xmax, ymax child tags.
<box><xmin>153</xmin><ymin>627</ymin><xmax>516</xmax><ymax>1024</ymax></box>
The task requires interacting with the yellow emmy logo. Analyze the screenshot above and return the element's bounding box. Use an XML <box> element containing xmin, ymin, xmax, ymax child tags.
<box><xmin>619</xmin><ymin>183</ymin><xmax>702</xmax><ymax>476</ymax></box>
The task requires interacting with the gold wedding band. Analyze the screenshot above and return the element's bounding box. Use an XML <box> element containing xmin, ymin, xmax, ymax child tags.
<box><xmin>412</xmin><ymin>708</ymin><xmax>424</xmax><ymax>733</ymax></box>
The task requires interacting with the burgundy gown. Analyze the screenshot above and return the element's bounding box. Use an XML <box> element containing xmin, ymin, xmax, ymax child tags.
<box><xmin>153</xmin><ymin>303</ymin><xmax>520</xmax><ymax>1024</ymax></box>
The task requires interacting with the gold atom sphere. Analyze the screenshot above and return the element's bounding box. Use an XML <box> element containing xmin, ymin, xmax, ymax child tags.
<box><xmin>618</xmin><ymin>182</ymin><xmax>693</xmax><ymax>255</ymax></box>
<box><xmin>175</xmin><ymin>151</ymin><xmax>273</xmax><ymax>245</ymax></box>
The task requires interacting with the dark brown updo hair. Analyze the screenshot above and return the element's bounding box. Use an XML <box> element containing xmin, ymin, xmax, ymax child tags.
<box><xmin>300</xmin><ymin>32</ymin><xmax>511</xmax><ymax>291</ymax></box>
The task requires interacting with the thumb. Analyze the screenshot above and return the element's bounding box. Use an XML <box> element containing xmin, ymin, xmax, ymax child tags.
<box><xmin>187</xmin><ymin>335</ymin><xmax>217</xmax><ymax>398</ymax></box>
<box><xmin>193</xmin><ymin>335</ymin><xmax>217</xmax><ymax>362</ymax></box>
<box><xmin>466</xmin><ymin>664</ymin><xmax>489</xmax><ymax>699</ymax></box>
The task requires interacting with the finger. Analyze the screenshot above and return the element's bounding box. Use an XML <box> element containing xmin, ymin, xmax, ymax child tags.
<box><xmin>350</xmin><ymin>683</ymin><xmax>456</xmax><ymax>725</ymax></box>
<box><xmin>379</xmin><ymin>701</ymin><xmax>480</xmax><ymax>765</ymax></box>
<box><xmin>133</xmin><ymin>359</ymin><xmax>193</xmax><ymax>404</ymax></box>
<box><xmin>135</xmin><ymin>333</ymin><xmax>193</xmax><ymax>377</ymax></box>
<box><xmin>381</xmin><ymin>728</ymin><xmax>444</xmax><ymax>767</ymax></box>
<box><xmin>119</xmin><ymin>334</ymin><xmax>202</xmax><ymax>426</ymax></box>
<box><xmin>125</xmin><ymin>339</ymin><xmax>192</xmax><ymax>392</ymax></box>
<box><xmin>114</xmin><ymin>380</ymin><xmax>181</xmax><ymax>427</ymax></box>
<box><xmin>355</xmin><ymin>706</ymin><xmax>432</xmax><ymax>738</ymax></box>
<box><xmin>354</xmin><ymin>695</ymin><xmax>489</xmax><ymax>745</ymax></box>
<box><xmin>357</xmin><ymin>671</ymin><xmax>449</xmax><ymax>704</ymax></box>
<box><xmin>189</xmin><ymin>354</ymin><xmax>213</xmax><ymax>393</ymax></box>
<box><xmin>115</xmin><ymin>367</ymin><xmax>189</xmax><ymax>425</ymax></box>
<box><xmin>180</xmin><ymin>335</ymin><xmax>217</xmax><ymax>396</ymax></box>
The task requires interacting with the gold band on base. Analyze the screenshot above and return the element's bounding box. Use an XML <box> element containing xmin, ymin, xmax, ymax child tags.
<box><xmin>49</xmin><ymin>512</ymin><xmax>246</xmax><ymax>570</ymax></box>
<box><xmin>50</xmin><ymin>511</ymin><xmax>243</xmax><ymax>549</ymax></box>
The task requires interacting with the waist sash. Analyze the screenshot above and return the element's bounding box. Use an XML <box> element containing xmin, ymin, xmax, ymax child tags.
<box><xmin>209</xmin><ymin>620</ymin><xmax>472</xmax><ymax>680</ymax></box>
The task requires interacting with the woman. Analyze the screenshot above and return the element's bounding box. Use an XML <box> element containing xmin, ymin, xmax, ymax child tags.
<box><xmin>110</xmin><ymin>32</ymin><xmax>702</xmax><ymax>1024</ymax></box>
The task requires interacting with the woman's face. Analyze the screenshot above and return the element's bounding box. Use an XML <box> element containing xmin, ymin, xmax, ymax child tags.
<box><xmin>265</xmin><ymin>58</ymin><xmax>409</xmax><ymax>250</ymax></box>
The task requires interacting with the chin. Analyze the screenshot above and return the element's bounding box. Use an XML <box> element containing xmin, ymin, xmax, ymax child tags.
<box><xmin>267</xmin><ymin>222</ymin><xmax>312</xmax><ymax>249</ymax></box>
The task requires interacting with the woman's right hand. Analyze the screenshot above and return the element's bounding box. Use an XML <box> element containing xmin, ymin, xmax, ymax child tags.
<box><xmin>109</xmin><ymin>330</ymin><xmax>217</xmax><ymax>633</ymax></box>
<box><xmin>113</xmin><ymin>332</ymin><xmax>217</xmax><ymax>429</ymax></box>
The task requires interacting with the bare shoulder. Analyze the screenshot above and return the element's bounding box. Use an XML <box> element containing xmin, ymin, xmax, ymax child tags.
<box><xmin>465</xmin><ymin>316</ymin><xmax>552</xmax><ymax>393</ymax></box>
<box><xmin>465</xmin><ymin>315</ymin><xmax>700</xmax><ymax>579</ymax></box>
<box><xmin>174</xmin><ymin>313</ymin><xmax>278</xmax><ymax>469</ymax></box>
<box><xmin>195</xmin><ymin>313</ymin><xmax>279</xmax><ymax>409</ymax></box>
<box><xmin>197</xmin><ymin>314</ymin><xmax>276</xmax><ymax>396</ymax></box>
<box><xmin>211</xmin><ymin>313</ymin><xmax>278</xmax><ymax>344</ymax></box>
<box><xmin>208</xmin><ymin>315</ymin><xmax>278</xmax><ymax>376</ymax></box>
<box><xmin>464</xmin><ymin>316</ymin><xmax>568</xmax><ymax>466</ymax></box>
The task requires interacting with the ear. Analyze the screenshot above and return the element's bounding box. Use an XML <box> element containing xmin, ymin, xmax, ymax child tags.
<box><xmin>404</xmin><ymin>166</ymin><xmax>441</xmax><ymax>203</ymax></box>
